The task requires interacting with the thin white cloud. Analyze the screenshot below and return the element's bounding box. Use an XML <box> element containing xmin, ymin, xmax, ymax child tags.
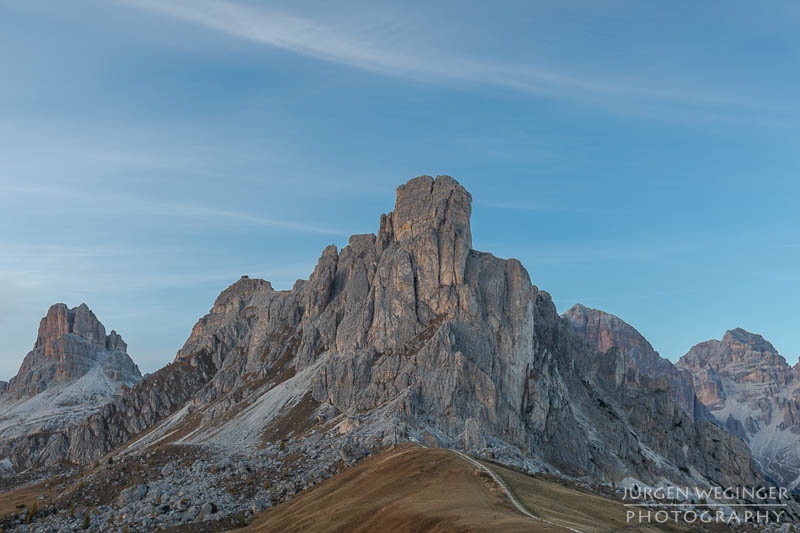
<box><xmin>496</xmin><ymin>239</ymin><xmax>705</xmax><ymax>266</ymax></box>
<box><xmin>121</xmin><ymin>0</ymin><xmax>429</xmax><ymax>77</ymax></box>
<box><xmin>11</xmin><ymin>184</ymin><xmax>347</xmax><ymax>236</ymax></box>
<box><xmin>475</xmin><ymin>201</ymin><xmax>576</xmax><ymax>213</ymax></box>
<box><xmin>118</xmin><ymin>0</ymin><xmax>754</xmax><ymax>117</ymax></box>
<box><xmin>0</xmin><ymin>239</ymin><xmax>315</xmax><ymax>295</ymax></box>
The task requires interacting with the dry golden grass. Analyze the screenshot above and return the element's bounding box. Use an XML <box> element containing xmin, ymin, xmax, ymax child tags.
<box><xmin>0</xmin><ymin>481</ymin><xmax>53</xmax><ymax>518</ymax></box>
<box><xmin>245</xmin><ymin>445</ymin><xmax>739</xmax><ymax>533</ymax></box>
<box><xmin>245</xmin><ymin>445</ymin><xmax>573</xmax><ymax>533</ymax></box>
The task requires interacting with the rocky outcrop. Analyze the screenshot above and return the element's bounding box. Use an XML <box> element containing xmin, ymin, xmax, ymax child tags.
<box><xmin>140</xmin><ymin>177</ymin><xmax>760</xmax><ymax>486</ymax></box>
<box><xmin>0</xmin><ymin>304</ymin><xmax>142</xmax><ymax>469</ymax></box>
<box><xmin>678</xmin><ymin>328</ymin><xmax>800</xmax><ymax>487</ymax></box>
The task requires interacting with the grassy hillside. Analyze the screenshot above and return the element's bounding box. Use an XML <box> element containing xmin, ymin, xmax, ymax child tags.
<box><xmin>245</xmin><ymin>444</ymin><xmax>570</xmax><ymax>532</ymax></box>
<box><xmin>246</xmin><ymin>444</ymin><xmax>713</xmax><ymax>532</ymax></box>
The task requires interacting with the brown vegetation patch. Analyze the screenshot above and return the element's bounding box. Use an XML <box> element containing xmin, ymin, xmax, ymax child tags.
<box><xmin>260</xmin><ymin>392</ymin><xmax>320</xmax><ymax>445</ymax></box>
<box><xmin>0</xmin><ymin>481</ymin><xmax>58</xmax><ymax>522</ymax></box>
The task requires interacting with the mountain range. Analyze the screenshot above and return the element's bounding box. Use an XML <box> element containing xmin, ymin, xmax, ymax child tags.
<box><xmin>0</xmin><ymin>175</ymin><xmax>795</xmax><ymax>531</ymax></box>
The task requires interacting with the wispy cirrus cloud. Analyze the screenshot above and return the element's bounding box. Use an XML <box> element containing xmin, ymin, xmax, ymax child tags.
<box><xmin>10</xmin><ymin>184</ymin><xmax>348</xmax><ymax>236</ymax></box>
<box><xmin>475</xmin><ymin>201</ymin><xmax>578</xmax><ymax>213</ymax></box>
<box><xmin>117</xmin><ymin>0</ymin><xmax>761</xmax><ymax>121</ymax></box>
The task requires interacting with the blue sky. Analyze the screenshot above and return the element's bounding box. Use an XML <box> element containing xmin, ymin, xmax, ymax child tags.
<box><xmin>1</xmin><ymin>0</ymin><xmax>798</xmax><ymax>378</ymax></box>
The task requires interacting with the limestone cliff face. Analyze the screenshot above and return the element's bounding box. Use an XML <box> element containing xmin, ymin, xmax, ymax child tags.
<box><xmin>13</xmin><ymin>176</ymin><xmax>763</xmax><ymax>489</ymax></box>
<box><xmin>0</xmin><ymin>304</ymin><xmax>141</xmax><ymax>468</ymax></box>
<box><xmin>678</xmin><ymin>329</ymin><xmax>800</xmax><ymax>487</ymax></box>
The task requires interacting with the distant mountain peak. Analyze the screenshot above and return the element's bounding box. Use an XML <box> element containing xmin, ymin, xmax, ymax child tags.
<box><xmin>34</xmin><ymin>302</ymin><xmax>112</xmax><ymax>351</ymax></box>
<box><xmin>682</xmin><ymin>327</ymin><xmax>789</xmax><ymax>374</ymax></box>
<box><xmin>721</xmin><ymin>327</ymin><xmax>782</xmax><ymax>356</ymax></box>
<box><xmin>677</xmin><ymin>328</ymin><xmax>800</xmax><ymax>487</ymax></box>
<box><xmin>4</xmin><ymin>303</ymin><xmax>140</xmax><ymax>398</ymax></box>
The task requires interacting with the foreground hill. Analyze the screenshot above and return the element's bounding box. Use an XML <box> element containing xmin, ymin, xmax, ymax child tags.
<box><xmin>245</xmin><ymin>445</ymin><xmax>558</xmax><ymax>533</ymax></box>
<box><xmin>246</xmin><ymin>444</ymin><xmax>696</xmax><ymax>533</ymax></box>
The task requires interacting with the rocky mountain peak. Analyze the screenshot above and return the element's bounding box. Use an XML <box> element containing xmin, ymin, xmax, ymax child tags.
<box><xmin>720</xmin><ymin>327</ymin><xmax>788</xmax><ymax>367</ymax></box>
<box><xmin>678</xmin><ymin>328</ymin><xmax>793</xmax><ymax>412</ymax></box>
<box><xmin>379</xmin><ymin>175</ymin><xmax>472</xmax><ymax>287</ymax></box>
<box><xmin>678</xmin><ymin>329</ymin><xmax>800</xmax><ymax>487</ymax></box>
<box><xmin>563</xmin><ymin>303</ymin><xmax>658</xmax><ymax>365</ymax></box>
<box><xmin>34</xmin><ymin>303</ymin><xmax>107</xmax><ymax>353</ymax></box>
<box><xmin>4</xmin><ymin>303</ymin><xmax>141</xmax><ymax>398</ymax></box>
<box><xmin>389</xmin><ymin>175</ymin><xmax>472</xmax><ymax>245</ymax></box>
<box><xmin>681</xmin><ymin>328</ymin><xmax>789</xmax><ymax>377</ymax></box>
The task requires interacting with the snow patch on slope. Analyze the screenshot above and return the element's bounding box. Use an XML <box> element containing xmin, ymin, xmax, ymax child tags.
<box><xmin>123</xmin><ymin>356</ymin><xmax>331</xmax><ymax>454</ymax></box>
<box><xmin>182</xmin><ymin>355</ymin><xmax>329</xmax><ymax>449</ymax></box>
<box><xmin>0</xmin><ymin>355</ymin><xmax>134</xmax><ymax>441</ymax></box>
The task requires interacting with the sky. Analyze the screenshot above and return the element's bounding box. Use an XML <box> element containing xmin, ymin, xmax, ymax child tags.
<box><xmin>1</xmin><ymin>0</ymin><xmax>799</xmax><ymax>379</ymax></box>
